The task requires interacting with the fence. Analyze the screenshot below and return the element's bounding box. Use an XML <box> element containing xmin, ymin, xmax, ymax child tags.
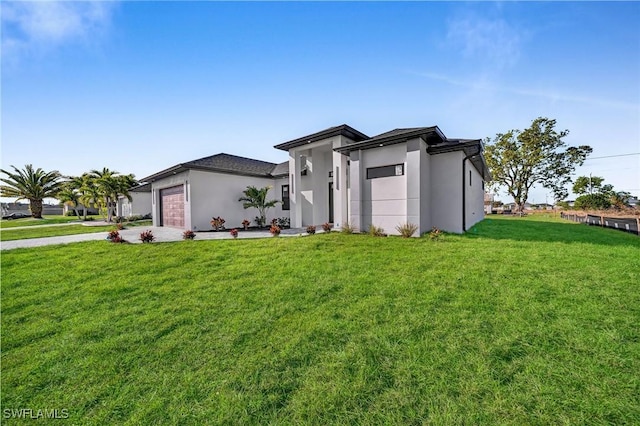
<box><xmin>560</xmin><ymin>212</ymin><xmax>640</xmax><ymax>235</ymax></box>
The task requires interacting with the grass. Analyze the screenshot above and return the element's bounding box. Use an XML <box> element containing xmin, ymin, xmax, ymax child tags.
<box><xmin>0</xmin><ymin>215</ymin><xmax>86</xmax><ymax>229</ymax></box>
<box><xmin>1</xmin><ymin>215</ymin><xmax>639</xmax><ymax>424</ymax></box>
<box><xmin>0</xmin><ymin>220</ymin><xmax>152</xmax><ymax>241</ymax></box>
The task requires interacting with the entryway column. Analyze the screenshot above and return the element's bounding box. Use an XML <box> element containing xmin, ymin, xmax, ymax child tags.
<box><xmin>349</xmin><ymin>150</ymin><xmax>363</xmax><ymax>232</ymax></box>
<box><xmin>289</xmin><ymin>150</ymin><xmax>303</xmax><ymax>228</ymax></box>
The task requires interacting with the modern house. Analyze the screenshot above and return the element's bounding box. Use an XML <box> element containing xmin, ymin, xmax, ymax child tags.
<box><xmin>138</xmin><ymin>124</ymin><xmax>490</xmax><ymax>235</ymax></box>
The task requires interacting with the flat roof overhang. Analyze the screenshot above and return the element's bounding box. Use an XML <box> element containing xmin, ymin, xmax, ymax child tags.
<box><xmin>274</xmin><ymin>124</ymin><xmax>369</xmax><ymax>151</ymax></box>
<box><xmin>333</xmin><ymin>127</ymin><xmax>446</xmax><ymax>155</ymax></box>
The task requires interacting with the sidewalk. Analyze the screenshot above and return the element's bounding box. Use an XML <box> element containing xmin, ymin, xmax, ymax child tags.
<box><xmin>1</xmin><ymin>226</ymin><xmax>312</xmax><ymax>251</ymax></box>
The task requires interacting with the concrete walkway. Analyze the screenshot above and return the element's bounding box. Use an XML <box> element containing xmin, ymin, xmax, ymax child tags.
<box><xmin>1</xmin><ymin>226</ymin><xmax>313</xmax><ymax>251</ymax></box>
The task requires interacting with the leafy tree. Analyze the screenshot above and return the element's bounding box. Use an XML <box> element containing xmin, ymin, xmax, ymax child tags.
<box><xmin>556</xmin><ymin>200</ymin><xmax>571</xmax><ymax>210</ymax></box>
<box><xmin>0</xmin><ymin>164</ymin><xmax>62</xmax><ymax>218</ymax></box>
<box><xmin>574</xmin><ymin>193</ymin><xmax>611</xmax><ymax>210</ymax></box>
<box><xmin>572</xmin><ymin>175</ymin><xmax>605</xmax><ymax>195</ymax></box>
<box><xmin>485</xmin><ymin>117</ymin><xmax>592</xmax><ymax>212</ymax></box>
<box><xmin>610</xmin><ymin>191</ymin><xmax>632</xmax><ymax>210</ymax></box>
<box><xmin>239</xmin><ymin>186</ymin><xmax>279</xmax><ymax>227</ymax></box>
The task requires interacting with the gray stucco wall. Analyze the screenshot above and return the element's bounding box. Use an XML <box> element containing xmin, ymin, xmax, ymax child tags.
<box><xmin>189</xmin><ymin>170</ymin><xmax>285</xmax><ymax>231</ymax></box>
<box><xmin>360</xmin><ymin>144</ymin><xmax>407</xmax><ymax>234</ymax></box>
<box><xmin>465</xmin><ymin>161</ymin><xmax>485</xmax><ymax>230</ymax></box>
<box><xmin>430</xmin><ymin>150</ymin><xmax>464</xmax><ymax>233</ymax></box>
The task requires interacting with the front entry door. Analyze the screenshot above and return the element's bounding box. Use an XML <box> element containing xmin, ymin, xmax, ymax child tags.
<box><xmin>328</xmin><ymin>182</ymin><xmax>334</xmax><ymax>223</ymax></box>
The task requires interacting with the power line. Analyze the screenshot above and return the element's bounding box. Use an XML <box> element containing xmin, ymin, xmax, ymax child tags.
<box><xmin>585</xmin><ymin>153</ymin><xmax>640</xmax><ymax>160</ymax></box>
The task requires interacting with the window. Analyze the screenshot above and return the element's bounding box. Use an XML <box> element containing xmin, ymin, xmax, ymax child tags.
<box><xmin>469</xmin><ymin>170</ymin><xmax>472</xmax><ymax>186</ymax></box>
<box><xmin>367</xmin><ymin>164</ymin><xmax>404</xmax><ymax>179</ymax></box>
<box><xmin>282</xmin><ymin>185</ymin><xmax>290</xmax><ymax>210</ymax></box>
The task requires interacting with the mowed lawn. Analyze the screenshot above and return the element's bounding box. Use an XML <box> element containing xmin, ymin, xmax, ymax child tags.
<box><xmin>1</xmin><ymin>215</ymin><xmax>639</xmax><ymax>424</ymax></box>
<box><xmin>0</xmin><ymin>215</ymin><xmax>84</xmax><ymax>229</ymax></box>
<box><xmin>0</xmin><ymin>220</ymin><xmax>152</xmax><ymax>241</ymax></box>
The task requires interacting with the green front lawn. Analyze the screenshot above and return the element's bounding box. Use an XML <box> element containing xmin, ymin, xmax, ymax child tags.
<box><xmin>0</xmin><ymin>220</ymin><xmax>152</xmax><ymax>241</ymax></box>
<box><xmin>0</xmin><ymin>215</ymin><xmax>84</xmax><ymax>228</ymax></box>
<box><xmin>2</xmin><ymin>216</ymin><xmax>639</xmax><ymax>424</ymax></box>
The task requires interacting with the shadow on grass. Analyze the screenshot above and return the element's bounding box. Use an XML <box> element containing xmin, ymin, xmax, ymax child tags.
<box><xmin>466</xmin><ymin>216</ymin><xmax>640</xmax><ymax>247</ymax></box>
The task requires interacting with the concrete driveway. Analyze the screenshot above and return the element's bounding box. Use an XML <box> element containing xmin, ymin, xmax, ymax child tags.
<box><xmin>1</xmin><ymin>226</ymin><xmax>311</xmax><ymax>251</ymax></box>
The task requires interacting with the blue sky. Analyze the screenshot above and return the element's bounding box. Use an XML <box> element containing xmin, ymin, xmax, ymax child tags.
<box><xmin>2</xmin><ymin>1</ymin><xmax>639</xmax><ymax>203</ymax></box>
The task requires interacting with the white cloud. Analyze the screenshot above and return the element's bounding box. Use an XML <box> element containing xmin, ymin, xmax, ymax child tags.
<box><xmin>1</xmin><ymin>1</ymin><xmax>116</xmax><ymax>59</ymax></box>
<box><xmin>446</xmin><ymin>15</ymin><xmax>522</xmax><ymax>69</ymax></box>
<box><xmin>410</xmin><ymin>71</ymin><xmax>639</xmax><ymax>112</ymax></box>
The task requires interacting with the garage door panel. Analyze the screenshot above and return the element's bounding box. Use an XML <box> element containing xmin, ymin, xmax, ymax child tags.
<box><xmin>161</xmin><ymin>185</ymin><xmax>184</xmax><ymax>228</ymax></box>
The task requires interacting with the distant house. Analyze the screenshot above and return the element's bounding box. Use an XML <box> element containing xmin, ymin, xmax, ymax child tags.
<box><xmin>138</xmin><ymin>124</ymin><xmax>491</xmax><ymax>234</ymax></box>
<box><xmin>117</xmin><ymin>183</ymin><xmax>152</xmax><ymax>218</ymax></box>
<box><xmin>484</xmin><ymin>192</ymin><xmax>495</xmax><ymax>214</ymax></box>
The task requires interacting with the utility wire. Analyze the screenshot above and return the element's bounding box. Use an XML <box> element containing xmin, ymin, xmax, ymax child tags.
<box><xmin>585</xmin><ymin>152</ymin><xmax>640</xmax><ymax>160</ymax></box>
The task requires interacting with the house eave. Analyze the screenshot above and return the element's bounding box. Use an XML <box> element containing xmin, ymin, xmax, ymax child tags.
<box><xmin>334</xmin><ymin>126</ymin><xmax>446</xmax><ymax>155</ymax></box>
<box><xmin>274</xmin><ymin>124</ymin><xmax>369</xmax><ymax>151</ymax></box>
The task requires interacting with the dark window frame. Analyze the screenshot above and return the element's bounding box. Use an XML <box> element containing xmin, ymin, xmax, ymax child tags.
<box><xmin>366</xmin><ymin>163</ymin><xmax>404</xmax><ymax>180</ymax></box>
<box><xmin>282</xmin><ymin>184</ymin><xmax>290</xmax><ymax>210</ymax></box>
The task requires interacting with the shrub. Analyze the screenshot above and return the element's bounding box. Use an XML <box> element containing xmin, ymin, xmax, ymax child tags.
<box><xmin>211</xmin><ymin>216</ymin><xmax>226</xmax><ymax>231</ymax></box>
<box><xmin>139</xmin><ymin>230</ymin><xmax>155</xmax><ymax>243</ymax></box>
<box><xmin>270</xmin><ymin>225</ymin><xmax>281</xmax><ymax>236</ymax></box>
<box><xmin>241</xmin><ymin>219</ymin><xmax>251</xmax><ymax>230</ymax></box>
<box><xmin>396</xmin><ymin>222</ymin><xmax>418</xmax><ymax>238</ymax></box>
<box><xmin>341</xmin><ymin>222</ymin><xmax>354</xmax><ymax>234</ymax></box>
<box><xmin>306</xmin><ymin>225</ymin><xmax>316</xmax><ymax>235</ymax></box>
<box><xmin>322</xmin><ymin>222</ymin><xmax>332</xmax><ymax>232</ymax></box>
<box><xmin>183</xmin><ymin>230</ymin><xmax>196</xmax><ymax>240</ymax></box>
<box><xmin>230</xmin><ymin>228</ymin><xmax>239</xmax><ymax>239</ymax></box>
<box><xmin>574</xmin><ymin>193</ymin><xmax>611</xmax><ymax>210</ymax></box>
<box><xmin>107</xmin><ymin>230</ymin><xmax>125</xmax><ymax>243</ymax></box>
<box><xmin>368</xmin><ymin>224</ymin><xmax>386</xmax><ymax>237</ymax></box>
<box><xmin>113</xmin><ymin>216</ymin><xmax>125</xmax><ymax>224</ymax></box>
<box><xmin>127</xmin><ymin>214</ymin><xmax>151</xmax><ymax>222</ymax></box>
<box><xmin>429</xmin><ymin>227</ymin><xmax>442</xmax><ymax>241</ymax></box>
<box><xmin>277</xmin><ymin>217</ymin><xmax>290</xmax><ymax>228</ymax></box>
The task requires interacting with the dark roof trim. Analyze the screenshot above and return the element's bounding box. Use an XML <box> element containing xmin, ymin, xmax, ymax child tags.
<box><xmin>274</xmin><ymin>124</ymin><xmax>369</xmax><ymax>151</ymax></box>
<box><xmin>334</xmin><ymin>126</ymin><xmax>446</xmax><ymax>154</ymax></box>
<box><xmin>140</xmin><ymin>164</ymin><xmax>282</xmax><ymax>183</ymax></box>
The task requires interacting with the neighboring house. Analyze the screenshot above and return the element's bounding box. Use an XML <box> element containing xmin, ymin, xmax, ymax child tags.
<box><xmin>139</xmin><ymin>124</ymin><xmax>491</xmax><ymax>235</ymax></box>
<box><xmin>117</xmin><ymin>183</ymin><xmax>152</xmax><ymax>218</ymax></box>
<box><xmin>484</xmin><ymin>192</ymin><xmax>495</xmax><ymax>214</ymax></box>
<box><xmin>62</xmin><ymin>203</ymin><xmax>99</xmax><ymax>216</ymax></box>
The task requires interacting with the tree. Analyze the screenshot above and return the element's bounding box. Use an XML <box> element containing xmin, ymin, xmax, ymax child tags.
<box><xmin>0</xmin><ymin>164</ymin><xmax>62</xmax><ymax>218</ymax></box>
<box><xmin>238</xmin><ymin>186</ymin><xmax>279</xmax><ymax>227</ymax></box>
<box><xmin>56</xmin><ymin>185</ymin><xmax>82</xmax><ymax>219</ymax></box>
<box><xmin>485</xmin><ymin>117</ymin><xmax>592</xmax><ymax>212</ymax></box>
<box><xmin>69</xmin><ymin>174</ymin><xmax>96</xmax><ymax>220</ymax></box>
<box><xmin>574</xmin><ymin>193</ymin><xmax>611</xmax><ymax>210</ymax></box>
<box><xmin>610</xmin><ymin>191</ymin><xmax>632</xmax><ymax>210</ymax></box>
<box><xmin>572</xmin><ymin>175</ymin><xmax>605</xmax><ymax>195</ymax></box>
<box><xmin>89</xmin><ymin>168</ymin><xmax>136</xmax><ymax>222</ymax></box>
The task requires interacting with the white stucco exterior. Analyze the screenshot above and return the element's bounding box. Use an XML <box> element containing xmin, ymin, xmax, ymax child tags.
<box><xmin>140</xmin><ymin>124</ymin><xmax>489</xmax><ymax>235</ymax></box>
<box><xmin>148</xmin><ymin>169</ymin><xmax>289</xmax><ymax>231</ymax></box>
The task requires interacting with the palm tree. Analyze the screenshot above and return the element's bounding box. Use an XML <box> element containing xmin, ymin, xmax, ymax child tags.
<box><xmin>0</xmin><ymin>165</ymin><xmax>62</xmax><ymax>218</ymax></box>
<box><xmin>69</xmin><ymin>174</ymin><xmax>95</xmax><ymax>220</ymax></box>
<box><xmin>57</xmin><ymin>185</ymin><xmax>82</xmax><ymax>219</ymax></box>
<box><xmin>89</xmin><ymin>168</ymin><xmax>136</xmax><ymax>222</ymax></box>
<box><xmin>238</xmin><ymin>185</ymin><xmax>279</xmax><ymax>227</ymax></box>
